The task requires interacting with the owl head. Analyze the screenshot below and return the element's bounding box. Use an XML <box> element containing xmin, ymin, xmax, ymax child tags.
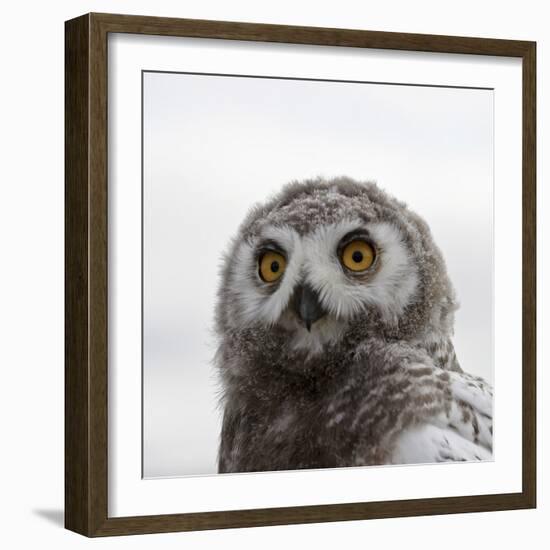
<box><xmin>215</xmin><ymin>177</ymin><xmax>457</xmax><ymax>370</ymax></box>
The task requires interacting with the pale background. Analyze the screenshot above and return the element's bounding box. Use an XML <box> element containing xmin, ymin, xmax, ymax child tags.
<box><xmin>0</xmin><ymin>1</ymin><xmax>547</xmax><ymax>549</ymax></box>
<box><xmin>143</xmin><ymin>72</ymin><xmax>493</xmax><ymax>477</ymax></box>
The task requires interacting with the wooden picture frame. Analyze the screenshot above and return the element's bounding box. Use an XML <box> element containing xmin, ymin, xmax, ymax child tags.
<box><xmin>65</xmin><ymin>12</ymin><xmax>536</xmax><ymax>537</ymax></box>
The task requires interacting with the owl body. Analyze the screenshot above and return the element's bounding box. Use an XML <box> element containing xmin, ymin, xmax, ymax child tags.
<box><xmin>215</xmin><ymin>177</ymin><xmax>493</xmax><ymax>473</ymax></box>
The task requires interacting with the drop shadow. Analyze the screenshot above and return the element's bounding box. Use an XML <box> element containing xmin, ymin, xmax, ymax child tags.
<box><xmin>33</xmin><ymin>508</ymin><xmax>64</xmax><ymax>527</ymax></box>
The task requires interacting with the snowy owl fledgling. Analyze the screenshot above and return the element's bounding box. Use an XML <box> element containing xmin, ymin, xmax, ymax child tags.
<box><xmin>214</xmin><ymin>177</ymin><xmax>493</xmax><ymax>473</ymax></box>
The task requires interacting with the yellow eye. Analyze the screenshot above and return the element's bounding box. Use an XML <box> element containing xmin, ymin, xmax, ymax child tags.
<box><xmin>341</xmin><ymin>239</ymin><xmax>375</xmax><ymax>272</ymax></box>
<box><xmin>259</xmin><ymin>251</ymin><xmax>286</xmax><ymax>282</ymax></box>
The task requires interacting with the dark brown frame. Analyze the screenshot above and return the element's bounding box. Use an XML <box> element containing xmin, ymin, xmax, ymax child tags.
<box><xmin>65</xmin><ymin>12</ymin><xmax>537</xmax><ymax>537</ymax></box>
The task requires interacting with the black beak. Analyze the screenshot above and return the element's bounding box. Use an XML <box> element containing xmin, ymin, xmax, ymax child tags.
<box><xmin>293</xmin><ymin>284</ymin><xmax>325</xmax><ymax>331</ymax></box>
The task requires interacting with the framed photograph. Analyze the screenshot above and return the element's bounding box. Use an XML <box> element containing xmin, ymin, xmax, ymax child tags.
<box><xmin>65</xmin><ymin>13</ymin><xmax>536</xmax><ymax>537</ymax></box>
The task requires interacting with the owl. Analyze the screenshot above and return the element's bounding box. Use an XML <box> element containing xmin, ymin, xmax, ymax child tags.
<box><xmin>214</xmin><ymin>177</ymin><xmax>493</xmax><ymax>473</ymax></box>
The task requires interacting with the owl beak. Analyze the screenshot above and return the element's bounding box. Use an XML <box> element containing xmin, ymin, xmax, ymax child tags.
<box><xmin>293</xmin><ymin>284</ymin><xmax>326</xmax><ymax>331</ymax></box>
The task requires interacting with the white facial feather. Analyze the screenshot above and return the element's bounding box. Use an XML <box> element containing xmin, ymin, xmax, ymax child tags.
<box><xmin>228</xmin><ymin>226</ymin><xmax>303</xmax><ymax>327</ymax></box>
<box><xmin>303</xmin><ymin>220</ymin><xmax>368</xmax><ymax>319</ymax></box>
<box><xmin>228</xmin><ymin>219</ymin><xmax>419</xmax><ymax>349</ymax></box>
<box><xmin>364</xmin><ymin>222</ymin><xmax>419</xmax><ymax>324</ymax></box>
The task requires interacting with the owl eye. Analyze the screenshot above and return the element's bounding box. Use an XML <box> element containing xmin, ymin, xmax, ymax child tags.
<box><xmin>341</xmin><ymin>239</ymin><xmax>375</xmax><ymax>272</ymax></box>
<box><xmin>258</xmin><ymin>251</ymin><xmax>286</xmax><ymax>283</ymax></box>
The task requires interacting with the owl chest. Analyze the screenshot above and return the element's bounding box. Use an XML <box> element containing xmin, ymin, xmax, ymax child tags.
<box><xmin>225</xmin><ymin>385</ymin><xmax>360</xmax><ymax>472</ymax></box>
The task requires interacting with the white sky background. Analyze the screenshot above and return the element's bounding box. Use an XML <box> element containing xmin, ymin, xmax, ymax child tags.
<box><xmin>143</xmin><ymin>72</ymin><xmax>493</xmax><ymax>478</ymax></box>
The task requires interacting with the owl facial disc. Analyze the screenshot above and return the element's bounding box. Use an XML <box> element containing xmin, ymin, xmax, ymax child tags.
<box><xmin>216</xmin><ymin>179</ymin><xmax>442</xmax><ymax>359</ymax></box>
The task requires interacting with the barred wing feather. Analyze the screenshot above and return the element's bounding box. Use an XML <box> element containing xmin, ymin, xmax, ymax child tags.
<box><xmin>390</xmin><ymin>370</ymin><xmax>493</xmax><ymax>464</ymax></box>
